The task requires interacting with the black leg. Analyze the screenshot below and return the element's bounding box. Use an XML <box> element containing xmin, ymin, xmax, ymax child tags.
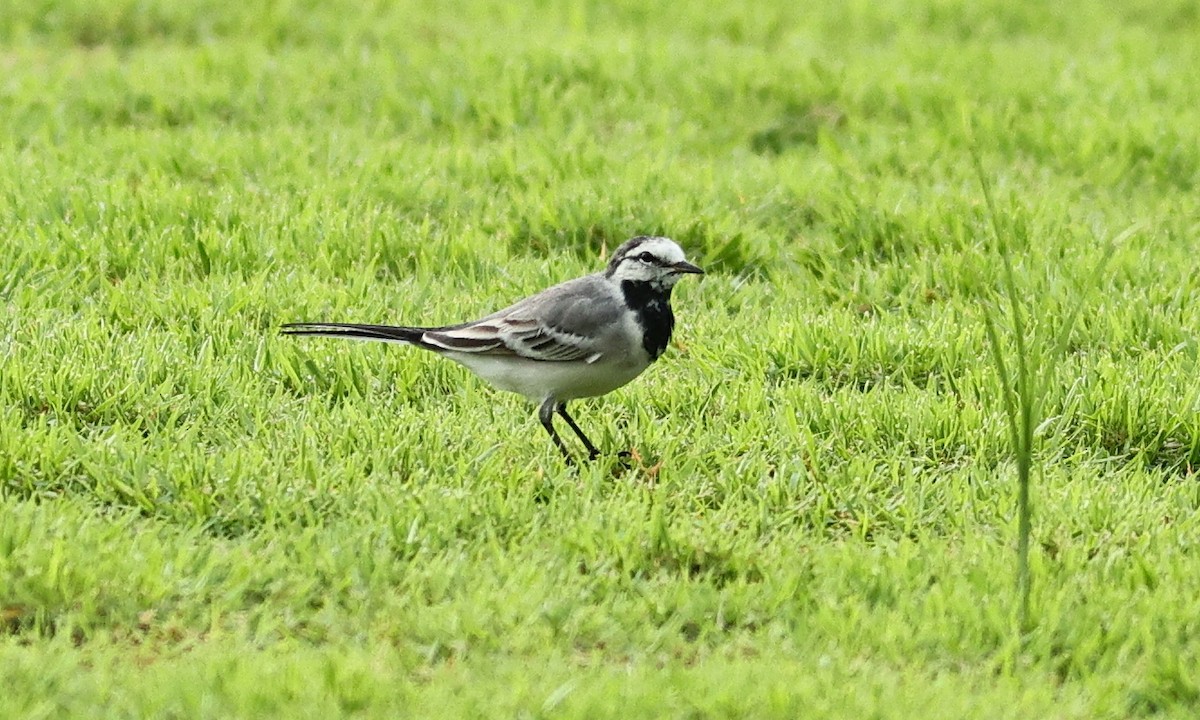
<box><xmin>538</xmin><ymin>398</ymin><xmax>574</xmax><ymax>462</ymax></box>
<box><xmin>557</xmin><ymin>403</ymin><xmax>600</xmax><ymax>460</ymax></box>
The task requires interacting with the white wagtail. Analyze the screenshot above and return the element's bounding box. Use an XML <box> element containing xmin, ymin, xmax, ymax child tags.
<box><xmin>282</xmin><ymin>236</ymin><xmax>704</xmax><ymax>462</ymax></box>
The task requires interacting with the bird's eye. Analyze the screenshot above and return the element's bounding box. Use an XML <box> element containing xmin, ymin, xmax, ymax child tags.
<box><xmin>637</xmin><ymin>252</ymin><xmax>655</xmax><ymax>264</ymax></box>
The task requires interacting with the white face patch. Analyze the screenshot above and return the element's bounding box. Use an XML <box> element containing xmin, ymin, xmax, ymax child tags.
<box><xmin>609</xmin><ymin>237</ymin><xmax>692</xmax><ymax>286</ymax></box>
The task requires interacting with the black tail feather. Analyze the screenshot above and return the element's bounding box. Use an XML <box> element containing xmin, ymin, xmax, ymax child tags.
<box><xmin>280</xmin><ymin>322</ymin><xmax>426</xmax><ymax>345</ymax></box>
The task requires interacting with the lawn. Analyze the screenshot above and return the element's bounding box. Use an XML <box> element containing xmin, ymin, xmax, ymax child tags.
<box><xmin>3</xmin><ymin>0</ymin><xmax>1200</xmax><ymax>716</ymax></box>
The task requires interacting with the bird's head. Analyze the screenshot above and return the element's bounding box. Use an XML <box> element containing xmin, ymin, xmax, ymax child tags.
<box><xmin>605</xmin><ymin>236</ymin><xmax>704</xmax><ymax>289</ymax></box>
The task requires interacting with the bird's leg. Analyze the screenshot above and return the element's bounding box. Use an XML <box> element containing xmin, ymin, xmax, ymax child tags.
<box><xmin>538</xmin><ymin>398</ymin><xmax>575</xmax><ymax>463</ymax></box>
<box><xmin>556</xmin><ymin>403</ymin><xmax>600</xmax><ymax>461</ymax></box>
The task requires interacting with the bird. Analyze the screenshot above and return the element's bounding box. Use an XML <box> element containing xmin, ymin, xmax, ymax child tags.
<box><xmin>281</xmin><ymin>236</ymin><xmax>704</xmax><ymax>462</ymax></box>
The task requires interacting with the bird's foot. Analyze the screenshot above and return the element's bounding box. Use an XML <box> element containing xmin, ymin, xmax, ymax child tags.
<box><xmin>606</xmin><ymin>449</ymin><xmax>635</xmax><ymax>474</ymax></box>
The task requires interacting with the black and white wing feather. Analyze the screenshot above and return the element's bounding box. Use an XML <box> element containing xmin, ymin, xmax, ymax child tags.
<box><xmin>421</xmin><ymin>275</ymin><xmax>624</xmax><ymax>364</ymax></box>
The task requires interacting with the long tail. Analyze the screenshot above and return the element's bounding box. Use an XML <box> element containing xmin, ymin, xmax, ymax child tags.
<box><xmin>280</xmin><ymin>322</ymin><xmax>427</xmax><ymax>345</ymax></box>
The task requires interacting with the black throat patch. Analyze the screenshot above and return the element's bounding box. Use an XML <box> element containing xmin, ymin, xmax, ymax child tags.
<box><xmin>621</xmin><ymin>280</ymin><xmax>675</xmax><ymax>361</ymax></box>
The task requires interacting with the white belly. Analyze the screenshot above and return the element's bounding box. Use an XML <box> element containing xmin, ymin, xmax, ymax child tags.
<box><xmin>445</xmin><ymin>353</ymin><xmax>651</xmax><ymax>402</ymax></box>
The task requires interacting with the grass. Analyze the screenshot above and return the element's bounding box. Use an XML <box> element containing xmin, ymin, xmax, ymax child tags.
<box><xmin>973</xmin><ymin>150</ymin><xmax>1127</xmax><ymax>634</ymax></box>
<box><xmin>3</xmin><ymin>0</ymin><xmax>1200</xmax><ymax>716</ymax></box>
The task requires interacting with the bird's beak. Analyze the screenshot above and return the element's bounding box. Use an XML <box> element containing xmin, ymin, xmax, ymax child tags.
<box><xmin>671</xmin><ymin>260</ymin><xmax>705</xmax><ymax>275</ymax></box>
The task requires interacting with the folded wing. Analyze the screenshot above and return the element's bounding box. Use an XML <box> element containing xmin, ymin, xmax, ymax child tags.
<box><xmin>423</xmin><ymin>276</ymin><xmax>622</xmax><ymax>364</ymax></box>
